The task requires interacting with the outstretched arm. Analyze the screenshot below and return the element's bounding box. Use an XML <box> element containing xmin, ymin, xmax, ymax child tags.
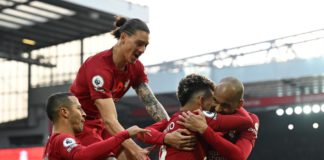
<box><xmin>96</xmin><ymin>98</ymin><xmax>147</xmax><ymax>160</ymax></box>
<box><xmin>137</xmin><ymin>119</ymin><xmax>196</xmax><ymax>151</ymax></box>
<box><xmin>135</xmin><ymin>83</ymin><xmax>170</xmax><ymax>121</ymax></box>
<box><xmin>64</xmin><ymin>126</ymin><xmax>150</xmax><ymax>160</ymax></box>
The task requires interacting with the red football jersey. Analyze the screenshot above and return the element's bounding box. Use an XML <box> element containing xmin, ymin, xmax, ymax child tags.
<box><xmin>205</xmin><ymin>113</ymin><xmax>259</xmax><ymax>160</ymax></box>
<box><xmin>43</xmin><ymin>131</ymin><xmax>129</xmax><ymax>160</ymax></box>
<box><xmin>138</xmin><ymin>108</ymin><xmax>254</xmax><ymax>160</ymax></box>
<box><xmin>70</xmin><ymin>49</ymin><xmax>148</xmax><ymax>117</ymax></box>
<box><xmin>158</xmin><ymin>112</ymin><xmax>207</xmax><ymax>160</ymax></box>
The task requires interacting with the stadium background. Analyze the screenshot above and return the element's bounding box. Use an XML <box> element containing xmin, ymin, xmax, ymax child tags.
<box><xmin>0</xmin><ymin>0</ymin><xmax>324</xmax><ymax>159</ymax></box>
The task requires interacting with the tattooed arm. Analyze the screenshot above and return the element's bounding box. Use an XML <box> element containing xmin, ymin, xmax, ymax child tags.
<box><xmin>135</xmin><ymin>83</ymin><xmax>170</xmax><ymax>121</ymax></box>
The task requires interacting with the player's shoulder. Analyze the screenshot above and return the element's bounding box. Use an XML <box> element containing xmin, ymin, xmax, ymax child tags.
<box><xmin>249</xmin><ymin>112</ymin><xmax>259</xmax><ymax>119</ymax></box>
<box><xmin>135</xmin><ymin>59</ymin><xmax>144</xmax><ymax>65</ymax></box>
<box><xmin>53</xmin><ymin>133</ymin><xmax>79</xmax><ymax>151</ymax></box>
<box><xmin>130</xmin><ymin>59</ymin><xmax>145</xmax><ymax>70</ymax></box>
<box><xmin>53</xmin><ymin>133</ymin><xmax>76</xmax><ymax>143</ymax></box>
<box><xmin>85</xmin><ymin>49</ymin><xmax>112</xmax><ymax>64</ymax></box>
<box><xmin>248</xmin><ymin>113</ymin><xmax>260</xmax><ymax>125</ymax></box>
<box><xmin>170</xmin><ymin>111</ymin><xmax>182</xmax><ymax>120</ymax></box>
<box><xmin>94</xmin><ymin>49</ymin><xmax>112</xmax><ymax>58</ymax></box>
<box><xmin>164</xmin><ymin>112</ymin><xmax>184</xmax><ymax>132</ymax></box>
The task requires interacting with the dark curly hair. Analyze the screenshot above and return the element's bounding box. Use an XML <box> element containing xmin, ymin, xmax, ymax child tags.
<box><xmin>112</xmin><ymin>16</ymin><xmax>150</xmax><ymax>39</ymax></box>
<box><xmin>177</xmin><ymin>74</ymin><xmax>215</xmax><ymax>106</ymax></box>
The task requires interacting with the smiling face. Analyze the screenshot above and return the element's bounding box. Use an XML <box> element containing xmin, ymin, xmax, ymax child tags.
<box><xmin>67</xmin><ymin>96</ymin><xmax>86</xmax><ymax>134</ymax></box>
<box><xmin>120</xmin><ymin>30</ymin><xmax>149</xmax><ymax>64</ymax></box>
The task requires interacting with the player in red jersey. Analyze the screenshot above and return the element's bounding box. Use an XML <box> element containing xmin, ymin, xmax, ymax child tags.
<box><xmin>43</xmin><ymin>92</ymin><xmax>151</xmax><ymax>160</ymax></box>
<box><xmin>178</xmin><ymin>77</ymin><xmax>259</xmax><ymax>160</ymax></box>
<box><xmin>70</xmin><ymin>17</ymin><xmax>192</xmax><ymax>160</ymax></box>
<box><xmin>137</xmin><ymin>74</ymin><xmax>253</xmax><ymax>160</ymax></box>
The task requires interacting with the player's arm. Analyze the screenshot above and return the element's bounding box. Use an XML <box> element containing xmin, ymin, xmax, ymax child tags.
<box><xmin>135</xmin><ymin>83</ymin><xmax>170</xmax><ymax>121</ymax></box>
<box><xmin>192</xmin><ymin>108</ymin><xmax>253</xmax><ymax>131</ymax></box>
<box><xmin>202</xmin><ymin>127</ymin><xmax>252</xmax><ymax>160</ymax></box>
<box><xmin>62</xmin><ymin>126</ymin><xmax>150</xmax><ymax>160</ymax></box>
<box><xmin>210</xmin><ymin>108</ymin><xmax>253</xmax><ymax>132</ymax></box>
<box><xmin>177</xmin><ymin>109</ymin><xmax>253</xmax><ymax>133</ymax></box>
<box><xmin>96</xmin><ymin>98</ymin><xmax>147</xmax><ymax>159</ymax></box>
<box><xmin>202</xmin><ymin>114</ymin><xmax>259</xmax><ymax>160</ymax></box>
<box><xmin>137</xmin><ymin>119</ymin><xmax>196</xmax><ymax>150</ymax></box>
<box><xmin>177</xmin><ymin>112</ymin><xmax>253</xmax><ymax>160</ymax></box>
<box><xmin>137</xmin><ymin>118</ymin><xmax>168</xmax><ymax>145</ymax></box>
<box><xmin>69</xmin><ymin>130</ymin><xmax>129</xmax><ymax>160</ymax></box>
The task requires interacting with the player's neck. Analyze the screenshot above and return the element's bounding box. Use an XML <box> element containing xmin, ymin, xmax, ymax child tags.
<box><xmin>180</xmin><ymin>103</ymin><xmax>198</xmax><ymax>111</ymax></box>
<box><xmin>52</xmin><ymin>122</ymin><xmax>75</xmax><ymax>136</ymax></box>
<box><xmin>112</xmin><ymin>46</ymin><xmax>127</xmax><ymax>71</ymax></box>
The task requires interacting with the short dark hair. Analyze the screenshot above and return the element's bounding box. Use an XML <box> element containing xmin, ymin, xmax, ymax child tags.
<box><xmin>177</xmin><ymin>74</ymin><xmax>215</xmax><ymax>106</ymax></box>
<box><xmin>112</xmin><ymin>17</ymin><xmax>150</xmax><ymax>39</ymax></box>
<box><xmin>46</xmin><ymin>92</ymin><xmax>74</xmax><ymax>122</ymax></box>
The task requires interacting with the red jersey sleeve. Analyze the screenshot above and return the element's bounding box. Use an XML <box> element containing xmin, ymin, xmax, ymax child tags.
<box><xmin>207</xmin><ymin>108</ymin><xmax>253</xmax><ymax>132</ymax></box>
<box><xmin>55</xmin><ymin>131</ymin><xmax>129</xmax><ymax>160</ymax></box>
<box><xmin>131</xmin><ymin>60</ymin><xmax>148</xmax><ymax>88</ymax></box>
<box><xmin>239</xmin><ymin>113</ymin><xmax>259</xmax><ymax>146</ymax></box>
<box><xmin>137</xmin><ymin>118</ymin><xmax>169</xmax><ymax>145</ymax></box>
<box><xmin>202</xmin><ymin>127</ymin><xmax>248</xmax><ymax>160</ymax></box>
<box><xmin>84</xmin><ymin>61</ymin><xmax>114</xmax><ymax>100</ymax></box>
<box><xmin>53</xmin><ymin>134</ymin><xmax>81</xmax><ymax>159</ymax></box>
<box><xmin>203</xmin><ymin>113</ymin><xmax>260</xmax><ymax>160</ymax></box>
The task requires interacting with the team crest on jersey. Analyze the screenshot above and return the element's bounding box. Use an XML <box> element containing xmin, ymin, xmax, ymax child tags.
<box><xmin>92</xmin><ymin>75</ymin><xmax>104</xmax><ymax>87</ymax></box>
<box><xmin>63</xmin><ymin>138</ymin><xmax>77</xmax><ymax>152</ymax></box>
<box><xmin>63</xmin><ymin>138</ymin><xmax>75</xmax><ymax>147</ymax></box>
<box><xmin>203</xmin><ymin>110</ymin><xmax>217</xmax><ymax>119</ymax></box>
<box><xmin>92</xmin><ymin>75</ymin><xmax>105</xmax><ymax>92</ymax></box>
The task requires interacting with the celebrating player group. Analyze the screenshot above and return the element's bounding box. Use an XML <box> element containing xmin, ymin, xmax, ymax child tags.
<box><xmin>43</xmin><ymin>17</ymin><xmax>259</xmax><ymax>160</ymax></box>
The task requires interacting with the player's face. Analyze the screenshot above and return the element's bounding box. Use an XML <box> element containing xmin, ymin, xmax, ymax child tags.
<box><xmin>214</xmin><ymin>89</ymin><xmax>239</xmax><ymax>114</ymax></box>
<box><xmin>121</xmin><ymin>30</ymin><xmax>149</xmax><ymax>64</ymax></box>
<box><xmin>68</xmin><ymin>96</ymin><xmax>86</xmax><ymax>134</ymax></box>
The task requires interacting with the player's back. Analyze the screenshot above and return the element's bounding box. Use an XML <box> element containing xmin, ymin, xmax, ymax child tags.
<box><xmin>159</xmin><ymin>112</ymin><xmax>206</xmax><ymax>160</ymax></box>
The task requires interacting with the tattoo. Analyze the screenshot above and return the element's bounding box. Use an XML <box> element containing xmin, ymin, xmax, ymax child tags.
<box><xmin>135</xmin><ymin>83</ymin><xmax>170</xmax><ymax>121</ymax></box>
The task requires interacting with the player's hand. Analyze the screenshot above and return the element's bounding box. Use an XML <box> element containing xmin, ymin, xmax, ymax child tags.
<box><xmin>177</xmin><ymin>109</ymin><xmax>208</xmax><ymax>134</ymax></box>
<box><xmin>127</xmin><ymin>125</ymin><xmax>151</xmax><ymax>137</ymax></box>
<box><xmin>164</xmin><ymin>128</ymin><xmax>196</xmax><ymax>151</ymax></box>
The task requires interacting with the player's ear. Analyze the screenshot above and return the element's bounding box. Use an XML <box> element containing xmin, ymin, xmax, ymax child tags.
<box><xmin>58</xmin><ymin>106</ymin><xmax>69</xmax><ymax>119</ymax></box>
<box><xmin>238</xmin><ymin>99</ymin><xmax>244</xmax><ymax>108</ymax></box>
<box><xmin>198</xmin><ymin>95</ymin><xmax>205</xmax><ymax>106</ymax></box>
<box><xmin>119</xmin><ymin>32</ymin><xmax>128</xmax><ymax>44</ymax></box>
